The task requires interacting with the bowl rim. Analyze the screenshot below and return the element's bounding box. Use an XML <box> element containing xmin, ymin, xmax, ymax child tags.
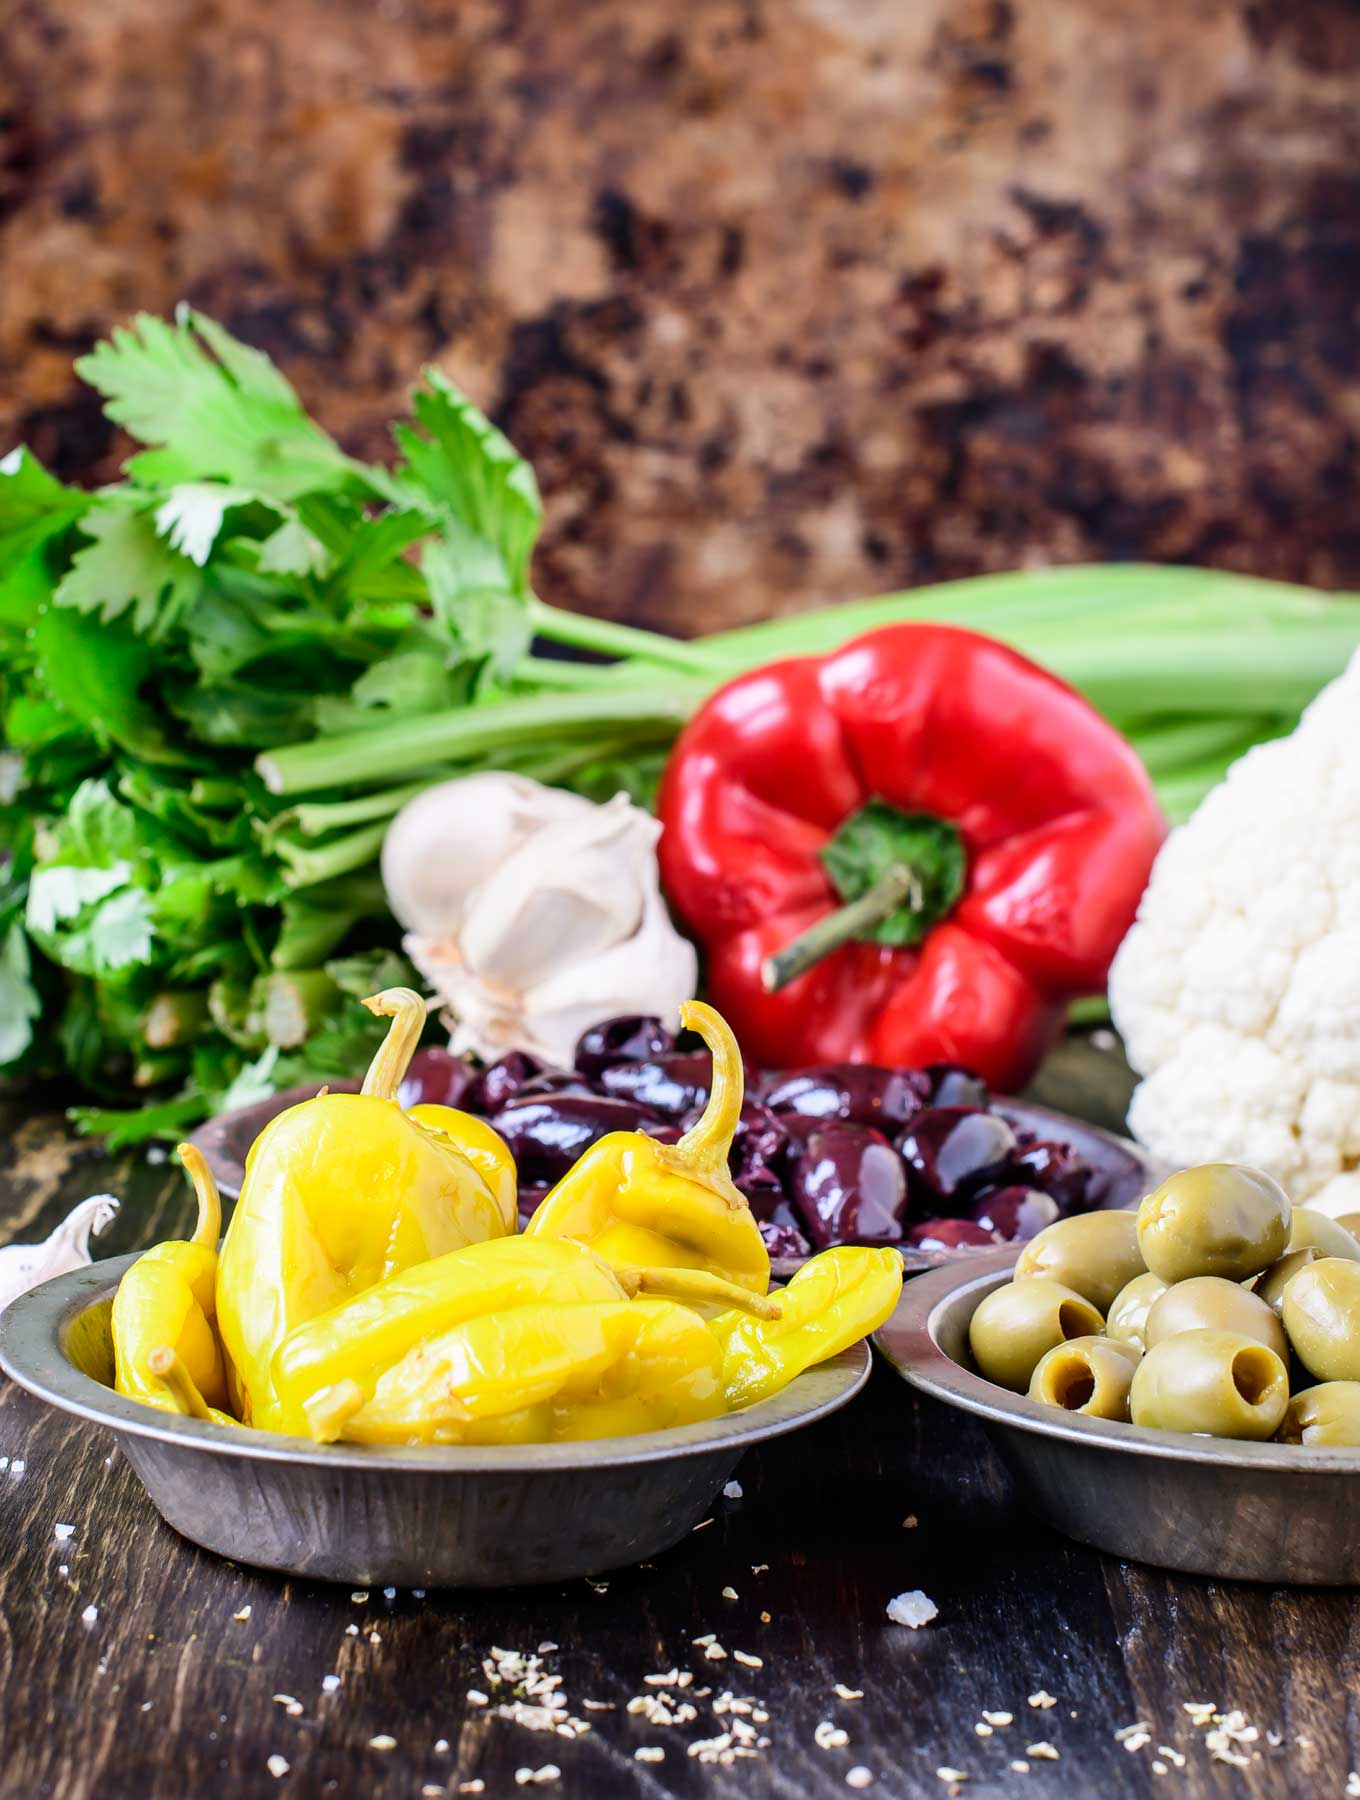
<box><xmin>0</xmin><ymin>1250</ymin><xmax>870</xmax><ymax>1474</ymax></box>
<box><xmin>876</xmin><ymin>1244</ymin><xmax>1360</xmax><ymax>1473</ymax></box>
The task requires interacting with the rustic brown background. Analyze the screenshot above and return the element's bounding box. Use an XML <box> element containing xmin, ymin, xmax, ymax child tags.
<box><xmin>2</xmin><ymin>0</ymin><xmax>1359</xmax><ymax>637</ymax></box>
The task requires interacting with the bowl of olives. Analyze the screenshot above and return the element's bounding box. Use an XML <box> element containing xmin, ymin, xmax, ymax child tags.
<box><xmin>877</xmin><ymin>1163</ymin><xmax>1360</xmax><ymax>1584</ymax></box>
<box><xmin>193</xmin><ymin>1015</ymin><xmax>1156</xmax><ymax>1272</ymax></box>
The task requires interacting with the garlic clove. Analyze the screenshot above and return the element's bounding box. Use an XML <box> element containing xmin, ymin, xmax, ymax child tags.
<box><xmin>0</xmin><ymin>1194</ymin><xmax>119</xmax><ymax>1313</ymax></box>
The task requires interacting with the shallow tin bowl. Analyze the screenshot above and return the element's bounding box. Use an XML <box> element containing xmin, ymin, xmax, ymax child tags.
<box><xmin>877</xmin><ymin>1248</ymin><xmax>1360</xmax><ymax>1585</ymax></box>
<box><xmin>0</xmin><ymin>1253</ymin><xmax>868</xmax><ymax>1589</ymax></box>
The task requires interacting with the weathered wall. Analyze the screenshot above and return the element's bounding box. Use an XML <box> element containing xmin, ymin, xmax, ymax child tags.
<box><xmin>3</xmin><ymin>0</ymin><xmax>1358</xmax><ymax>634</ymax></box>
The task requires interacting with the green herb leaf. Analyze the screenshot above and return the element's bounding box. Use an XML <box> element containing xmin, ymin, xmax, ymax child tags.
<box><xmin>0</xmin><ymin>919</ymin><xmax>41</xmax><ymax>1064</ymax></box>
<box><xmin>53</xmin><ymin>499</ymin><xmax>200</xmax><ymax>638</ymax></box>
<box><xmin>30</xmin><ymin>603</ymin><xmax>178</xmax><ymax>761</ymax></box>
<box><xmin>0</xmin><ymin>447</ymin><xmax>88</xmax><ymax>578</ymax></box>
<box><xmin>819</xmin><ymin>801</ymin><xmax>967</xmax><ymax>948</ymax></box>
<box><xmin>154</xmin><ymin>482</ymin><xmax>258</xmax><ymax>565</ymax></box>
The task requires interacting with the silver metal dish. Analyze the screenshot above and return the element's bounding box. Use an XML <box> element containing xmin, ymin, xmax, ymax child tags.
<box><xmin>189</xmin><ymin>1085</ymin><xmax>1159</xmax><ymax>1278</ymax></box>
<box><xmin>0</xmin><ymin>1253</ymin><xmax>869</xmax><ymax>1589</ymax></box>
<box><xmin>877</xmin><ymin>1248</ymin><xmax>1360</xmax><ymax>1585</ymax></box>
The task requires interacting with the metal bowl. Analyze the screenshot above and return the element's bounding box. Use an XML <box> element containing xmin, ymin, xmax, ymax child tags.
<box><xmin>0</xmin><ymin>1252</ymin><xmax>869</xmax><ymax>1589</ymax></box>
<box><xmin>877</xmin><ymin>1248</ymin><xmax>1360</xmax><ymax>1585</ymax></box>
<box><xmin>190</xmin><ymin>1085</ymin><xmax>1158</xmax><ymax>1278</ymax></box>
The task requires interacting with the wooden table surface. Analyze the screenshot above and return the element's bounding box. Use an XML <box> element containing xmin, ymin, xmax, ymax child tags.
<box><xmin>1</xmin><ymin>1061</ymin><xmax>1357</xmax><ymax>1800</ymax></box>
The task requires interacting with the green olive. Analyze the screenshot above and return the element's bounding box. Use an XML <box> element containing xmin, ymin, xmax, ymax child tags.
<box><xmin>1282</xmin><ymin>1258</ymin><xmax>1360</xmax><ymax>1382</ymax></box>
<box><xmin>1013</xmin><ymin>1210</ymin><xmax>1145</xmax><ymax>1311</ymax></box>
<box><xmin>1253</xmin><ymin>1248</ymin><xmax>1320</xmax><ymax>1317</ymax></box>
<box><xmin>1144</xmin><ymin>1276</ymin><xmax>1288</xmax><ymax>1360</ymax></box>
<box><xmin>1136</xmin><ymin>1164</ymin><xmax>1290</xmax><ymax>1283</ymax></box>
<box><xmin>1278</xmin><ymin>1381</ymin><xmax>1360</xmax><ymax>1446</ymax></box>
<box><xmin>1027</xmin><ymin>1335</ymin><xmax>1139</xmax><ymax>1421</ymax></box>
<box><xmin>1129</xmin><ymin>1329</ymin><xmax>1289</xmax><ymax>1439</ymax></box>
<box><xmin>1287</xmin><ymin>1208</ymin><xmax>1360</xmax><ymax>1261</ymax></box>
<box><xmin>968</xmin><ymin>1279</ymin><xmax>1104</xmax><ymax>1392</ymax></box>
<box><xmin>1106</xmin><ymin>1272</ymin><xmax>1169</xmax><ymax>1353</ymax></box>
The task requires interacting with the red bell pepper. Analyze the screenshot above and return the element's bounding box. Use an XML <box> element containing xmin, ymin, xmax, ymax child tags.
<box><xmin>656</xmin><ymin>623</ymin><xmax>1165</xmax><ymax>1091</ymax></box>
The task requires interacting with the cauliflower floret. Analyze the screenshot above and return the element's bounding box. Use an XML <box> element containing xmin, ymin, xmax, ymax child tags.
<box><xmin>1110</xmin><ymin>651</ymin><xmax>1360</xmax><ymax>1204</ymax></box>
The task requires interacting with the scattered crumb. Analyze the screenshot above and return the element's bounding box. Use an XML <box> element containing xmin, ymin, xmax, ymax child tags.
<box><xmin>321</xmin><ymin>1675</ymin><xmax>340</xmax><ymax>1695</ymax></box>
<box><xmin>635</xmin><ymin>1747</ymin><xmax>665</xmax><ymax>1764</ymax></box>
<box><xmin>513</xmin><ymin>1768</ymin><xmax>560</xmax><ymax>1787</ymax></box>
<box><xmin>582</xmin><ymin>1700</ymin><xmax>613</xmax><ymax>1712</ymax></box>
<box><xmin>1121</xmin><ymin>1732</ymin><xmax>1150</xmax><ymax>1753</ymax></box>
<box><xmin>81</xmin><ymin>1604</ymin><xmax>98</xmax><ymax>1626</ymax></box>
<box><xmin>751</xmin><ymin>1564</ymin><xmax>768</xmax><ymax>1574</ymax></box>
<box><xmin>692</xmin><ymin>1633</ymin><xmax>716</xmax><ymax>1647</ymax></box>
<box><xmin>272</xmin><ymin>1695</ymin><xmax>298</xmax><ymax>1709</ymax></box>
<box><xmin>382</xmin><ymin>1586</ymin><xmax>397</xmax><ymax>1599</ymax></box>
<box><xmin>1152</xmin><ymin>1763</ymin><xmax>1167</xmax><ymax>1777</ymax></box>
<box><xmin>982</xmin><ymin>1711</ymin><xmax>1012</xmax><ymax>1727</ymax></box>
<box><xmin>1346</xmin><ymin>1775</ymin><xmax>1360</xmax><ymax>1799</ymax></box>
<box><xmin>935</xmin><ymin>1768</ymin><xmax>968</xmax><ymax>1784</ymax></box>
<box><xmin>368</xmin><ymin>1631</ymin><xmax>382</xmax><ymax>1646</ymax></box>
<box><xmin>835</xmin><ymin>1685</ymin><xmax>864</xmax><ymax>1701</ymax></box>
<box><xmin>350</xmin><ymin>1590</ymin><xmax>368</xmax><ymax>1604</ymax></box>
<box><xmin>721</xmin><ymin>1586</ymin><xmax>738</xmax><ymax>1600</ymax></box>
<box><xmin>11</xmin><ymin>1460</ymin><xmax>25</xmax><ymax>1475</ymax></box>
<box><xmin>1027</xmin><ymin>1743</ymin><xmax>1059</xmax><ymax>1761</ymax></box>
<box><xmin>266</xmin><ymin>1755</ymin><xmax>289</xmax><ymax>1779</ymax></box>
<box><xmin>975</xmin><ymin>1723</ymin><xmax>993</xmax><ymax>1738</ymax></box>
<box><xmin>902</xmin><ymin>1515</ymin><xmax>918</xmax><ymax>1529</ymax></box>
<box><xmin>704</xmin><ymin>1644</ymin><xmax>728</xmax><ymax>1662</ymax></box>
<box><xmin>54</xmin><ymin>1524</ymin><xmax>74</xmax><ymax>1541</ymax></box>
<box><xmin>538</xmin><ymin>1641</ymin><xmax>558</xmax><ymax>1653</ymax></box>
<box><xmin>692</xmin><ymin>1518</ymin><xmax>714</xmax><ymax>1532</ymax></box>
<box><xmin>815</xmin><ymin>1721</ymin><xmax>850</xmax><ymax>1750</ymax></box>
<box><xmin>422</xmin><ymin>1789</ymin><xmax>443</xmax><ymax>1797</ymax></box>
<box><xmin>434</xmin><ymin>1738</ymin><xmax>450</xmax><ymax>1751</ymax></box>
<box><xmin>1009</xmin><ymin>1761</ymin><xmax>1030</xmax><ymax>1774</ymax></box>
<box><xmin>1028</xmin><ymin>1690</ymin><xmax>1056</xmax><ymax>1710</ymax></box>
<box><xmin>345</xmin><ymin>1624</ymin><xmax>359</xmax><ymax>1637</ymax></box>
<box><xmin>846</xmin><ymin>1771</ymin><xmax>873</xmax><ymax>1791</ymax></box>
<box><xmin>759</xmin><ymin>1611</ymin><xmax>771</xmax><ymax>1624</ymax></box>
<box><xmin>886</xmin><ymin>1590</ymin><xmax>937</xmax><ymax>1629</ymax></box>
<box><xmin>459</xmin><ymin>1784</ymin><xmax>486</xmax><ymax>1796</ymax></box>
<box><xmin>369</xmin><ymin>1735</ymin><xmax>397</xmax><ymax>1751</ymax></box>
<box><xmin>1158</xmin><ymin>1747</ymin><xmax>1185</xmax><ymax>1768</ymax></box>
<box><xmin>467</xmin><ymin>1689</ymin><xmax>490</xmax><ymax>1706</ymax></box>
<box><xmin>723</xmin><ymin>1480</ymin><xmax>743</xmax><ymax>1500</ymax></box>
<box><xmin>1183</xmin><ymin>1702</ymin><xmax>1216</xmax><ymax>1726</ymax></box>
<box><xmin>232</xmin><ymin>1605</ymin><xmax>252</xmax><ymax>1623</ymax></box>
<box><xmin>734</xmin><ymin>1651</ymin><xmax>763</xmax><ymax>1669</ymax></box>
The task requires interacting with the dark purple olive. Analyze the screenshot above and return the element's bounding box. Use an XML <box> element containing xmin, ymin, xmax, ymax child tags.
<box><xmin>924</xmin><ymin>1062</ymin><xmax>989</xmax><ymax>1110</ymax></box>
<box><xmin>574</xmin><ymin>1015</ymin><xmax>676</xmax><ymax>1079</ymax></box>
<box><xmin>398</xmin><ymin>1048</ymin><xmax>477</xmax><ymax>1111</ymax></box>
<box><xmin>896</xmin><ymin>1106</ymin><xmax>1017</xmax><ymax>1209</ymax></box>
<box><xmin>906</xmin><ymin>1217</ymin><xmax>997</xmax><ymax>1250</ymax></box>
<box><xmin>968</xmin><ymin>1185</ymin><xmax>1061</xmax><ymax>1241</ymax></box>
<box><xmin>514</xmin><ymin>1071</ymin><xmax>599</xmax><ymax>1102</ymax></box>
<box><xmin>491</xmin><ymin>1094</ymin><xmax>664</xmax><ymax>1185</ymax></box>
<box><xmin>788</xmin><ymin>1123</ymin><xmax>909</xmax><ymax>1250</ymax></box>
<box><xmin>640</xmin><ymin>1121</ymin><xmax>683</xmax><ymax>1145</ymax></box>
<box><xmin>517</xmin><ymin>1183</ymin><xmax>551</xmax><ymax>1229</ymax></box>
<box><xmin>760</xmin><ymin>1212</ymin><xmax>811</xmax><ymax>1260</ymax></box>
<box><xmin>1007</xmin><ymin>1140</ymin><xmax>1093</xmax><ymax>1213</ymax></box>
<box><xmin>464</xmin><ymin>1051</ymin><xmax>556</xmax><ymax>1113</ymax></box>
<box><xmin>598</xmin><ymin>1052</ymin><xmax>720</xmax><ymax>1119</ymax></box>
<box><xmin>765</xmin><ymin>1064</ymin><xmax>930</xmax><ymax>1133</ymax></box>
<box><xmin>737</xmin><ymin>1163</ymin><xmax>789</xmax><ymax>1222</ymax></box>
<box><xmin>678</xmin><ymin>1099</ymin><xmax>794</xmax><ymax>1190</ymax></box>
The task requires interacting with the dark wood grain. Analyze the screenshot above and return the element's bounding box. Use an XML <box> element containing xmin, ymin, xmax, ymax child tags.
<box><xmin>1</xmin><ymin>1082</ymin><xmax>1358</xmax><ymax>1800</ymax></box>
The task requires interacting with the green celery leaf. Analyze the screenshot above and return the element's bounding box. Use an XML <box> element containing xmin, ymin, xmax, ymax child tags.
<box><xmin>255</xmin><ymin>517</ymin><xmax>331</xmax><ymax>577</ymax></box>
<box><xmin>154</xmin><ymin>482</ymin><xmax>259</xmax><ymax>565</ymax></box>
<box><xmin>53</xmin><ymin>499</ymin><xmax>200</xmax><ymax>639</ymax></box>
<box><xmin>0</xmin><ymin>919</ymin><xmax>41</xmax><ymax>1065</ymax></box>
<box><xmin>0</xmin><ymin>447</ymin><xmax>88</xmax><ymax>578</ymax></box>
<box><xmin>71</xmin><ymin>1092</ymin><xmax>210</xmax><ymax>1147</ymax></box>
<box><xmin>27</xmin><ymin>862</ymin><xmax>129</xmax><ymax>934</ymax></box>
<box><xmin>75</xmin><ymin>306</ymin><xmax>361</xmax><ymax>501</ymax></box>
<box><xmin>167</xmin><ymin>680</ymin><xmax>318</xmax><ymax>748</ymax></box>
<box><xmin>311</xmin><ymin>647</ymin><xmax>464</xmax><ymax>735</ymax></box>
<box><xmin>422</xmin><ymin>531</ymin><xmax>531</xmax><ymax>683</ymax></box>
<box><xmin>0</xmin><ymin>548</ymin><xmax>58</xmax><ymax>638</ymax></box>
<box><xmin>30</xmin><ymin>603</ymin><xmax>182</xmax><ymax>761</ymax></box>
<box><xmin>324</xmin><ymin>946</ymin><xmax>418</xmax><ymax>997</ymax></box>
<box><xmin>30</xmin><ymin>884</ymin><xmax>156</xmax><ymax>977</ymax></box>
<box><xmin>216</xmin><ymin>1043</ymin><xmax>280</xmax><ymax>1111</ymax></box>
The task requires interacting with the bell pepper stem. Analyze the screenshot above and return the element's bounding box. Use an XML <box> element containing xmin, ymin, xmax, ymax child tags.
<box><xmin>616</xmin><ymin>1266</ymin><xmax>783</xmax><ymax>1319</ymax></box>
<box><xmin>176</xmin><ymin>1143</ymin><xmax>222</xmax><ymax>1251</ymax></box>
<box><xmin>761</xmin><ymin>864</ymin><xmax>921</xmax><ymax>993</ymax></box>
<box><xmin>147</xmin><ymin>1346</ymin><xmax>216</xmax><ymax>1421</ymax></box>
<box><xmin>359</xmin><ymin>987</ymin><xmax>428</xmax><ymax>1100</ymax></box>
<box><xmin>672</xmin><ymin>1001</ymin><xmax>745</xmax><ymax>1178</ymax></box>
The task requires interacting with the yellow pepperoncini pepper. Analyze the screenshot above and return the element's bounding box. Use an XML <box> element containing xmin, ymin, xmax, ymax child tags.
<box><xmin>525</xmin><ymin>1000</ymin><xmax>770</xmax><ymax>1295</ymax></box>
<box><xmin>112</xmin><ymin>1144</ymin><xmax>233</xmax><ymax>1423</ymax></box>
<box><xmin>272</xmin><ymin>1233</ymin><xmax>780</xmax><ymax>1441</ymax></box>
<box><xmin>406</xmin><ymin>1104</ymin><xmax>517</xmax><ymax>1234</ymax></box>
<box><xmin>216</xmin><ymin>986</ymin><xmax>508</xmax><ymax>1429</ymax></box>
<box><xmin>310</xmin><ymin>1298</ymin><xmax>726</xmax><ymax>1446</ymax></box>
<box><xmin>711</xmin><ymin>1245</ymin><xmax>905</xmax><ymax>1410</ymax></box>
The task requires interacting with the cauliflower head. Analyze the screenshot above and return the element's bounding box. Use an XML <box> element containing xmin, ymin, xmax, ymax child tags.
<box><xmin>1109</xmin><ymin>652</ymin><xmax>1360</xmax><ymax>1215</ymax></box>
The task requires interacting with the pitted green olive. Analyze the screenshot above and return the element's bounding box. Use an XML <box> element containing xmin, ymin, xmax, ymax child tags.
<box><xmin>1013</xmin><ymin>1210</ymin><xmax>1144</xmax><ymax>1311</ymax></box>
<box><xmin>1105</xmin><ymin>1271</ymin><xmax>1168</xmax><ymax>1353</ymax></box>
<box><xmin>1027</xmin><ymin>1334</ymin><xmax>1139</xmax><ymax>1421</ymax></box>
<box><xmin>1129</xmin><ymin>1329</ymin><xmax>1289</xmax><ymax>1439</ymax></box>
<box><xmin>1144</xmin><ymin>1276</ymin><xmax>1287</xmax><ymax>1360</ymax></box>
<box><xmin>968</xmin><ymin>1279</ymin><xmax>1104</xmax><ymax>1392</ymax></box>
<box><xmin>1282</xmin><ymin>1258</ymin><xmax>1360</xmax><ymax>1382</ymax></box>
<box><xmin>1253</xmin><ymin>1248</ymin><xmax>1320</xmax><ymax>1317</ymax></box>
<box><xmin>1278</xmin><ymin>1381</ymin><xmax>1360</xmax><ymax>1446</ymax></box>
<box><xmin>1136</xmin><ymin>1164</ymin><xmax>1290</xmax><ymax>1283</ymax></box>
<box><xmin>1287</xmin><ymin>1208</ymin><xmax>1360</xmax><ymax>1261</ymax></box>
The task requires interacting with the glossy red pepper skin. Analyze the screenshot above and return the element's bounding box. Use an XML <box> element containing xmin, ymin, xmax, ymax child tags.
<box><xmin>657</xmin><ymin>624</ymin><xmax>1164</xmax><ymax>1091</ymax></box>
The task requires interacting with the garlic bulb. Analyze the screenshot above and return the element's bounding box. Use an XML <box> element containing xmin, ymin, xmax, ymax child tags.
<box><xmin>382</xmin><ymin>772</ymin><xmax>698</xmax><ymax>1066</ymax></box>
<box><xmin>0</xmin><ymin>1194</ymin><xmax>119</xmax><ymax>1313</ymax></box>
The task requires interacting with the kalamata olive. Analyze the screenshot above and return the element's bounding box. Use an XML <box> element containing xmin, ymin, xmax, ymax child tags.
<box><xmin>465</xmin><ymin>1051</ymin><xmax>552</xmax><ymax>1114</ymax></box>
<box><xmin>492</xmin><ymin>1094</ymin><xmax>665</xmax><ymax>1185</ymax></box>
<box><xmin>517</xmin><ymin>1183</ymin><xmax>551</xmax><ymax>1229</ymax></box>
<box><xmin>764</xmin><ymin>1064</ymin><xmax>930</xmax><ymax>1132</ymax></box>
<box><xmin>734</xmin><ymin>1163</ymin><xmax>789</xmax><ymax>1221</ymax></box>
<box><xmin>907</xmin><ymin>1218</ymin><xmax>998</xmax><ymax>1250</ymax></box>
<box><xmin>574</xmin><ymin>1015</ymin><xmax>675</xmax><ymax>1079</ymax></box>
<box><xmin>925</xmin><ymin>1063</ymin><xmax>989</xmax><ymax>1110</ymax></box>
<box><xmin>398</xmin><ymin>1048</ymin><xmax>477</xmax><ymax>1111</ymax></box>
<box><xmin>599</xmin><ymin>1052</ymin><xmax>718</xmax><ymax>1118</ymax></box>
<box><xmin>1008</xmin><ymin>1140</ymin><xmax>1092</xmax><ymax>1214</ymax></box>
<box><xmin>640</xmin><ymin>1121</ymin><xmax>683</xmax><ymax>1145</ymax></box>
<box><xmin>896</xmin><ymin>1106</ymin><xmax>1017</xmax><ymax>1208</ymax></box>
<box><xmin>760</xmin><ymin>1211</ymin><xmax>812</xmax><ymax>1260</ymax></box>
<box><xmin>787</xmin><ymin>1123</ymin><xmax>909</xmax><ymax>1249</ymax></box>
<box><xmin>514</xmin><ymin>1072</ymin><xmax>598</xmax><ymax>1101</ymax></box>
<box><xmin>969</xmin><ymin>1186</ymin><xmax>1061</xmax><ymax>1241</ymax></box>
<box><xmin>680</xmin><ymin>1098</ymin><xmax>794</xmax><ymax>1191</ymax></box>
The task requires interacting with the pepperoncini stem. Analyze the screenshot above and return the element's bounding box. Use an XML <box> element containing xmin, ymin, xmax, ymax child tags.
<box><xmin>359</xmin><ymin>987</ymin><xmax>428</xmax><ymax>1100</ymax></box>
<box><xmin>147</xmin><ymin>1346</ymin><xmax>219</xmax><ymax>1421</ymax></box>
<box><xmin>671</xmin><ymin>1000</ymin><xmax>744</xmax><ymax>1177</ymax></box>
<box><xmin>616</xmin><ymin>1266</ymin><xmax>782</xmax><ymax>1319</ymax></box>
<box><xmin>176</xmin><ymin>1142</ymin><xmax>222</xmax><ymax>1250</ymax></box>
<box><xmin>304</xmin><ymin>1378</ymin><xmax>366</xmax><ymax>1444</ymax></box>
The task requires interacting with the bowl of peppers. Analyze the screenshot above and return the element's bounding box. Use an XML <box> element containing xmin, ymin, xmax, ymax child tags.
<box><xmin>0</xmin><ymin>993</ymin><xmax>900</xmax><ymax>1588</ymax></box>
